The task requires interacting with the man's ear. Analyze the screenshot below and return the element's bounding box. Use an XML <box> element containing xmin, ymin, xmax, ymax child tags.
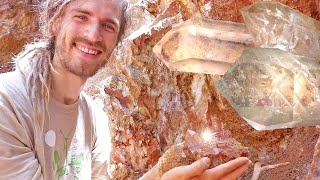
<box><xmin>51</xmin><ymin>17</ymin><xmax>62</xmax><ymax>36</ymax></box>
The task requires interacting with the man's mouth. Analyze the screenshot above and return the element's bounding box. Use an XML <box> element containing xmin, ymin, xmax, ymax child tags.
<box><xmin>74</xmin><ymin>43</ymin><xmax>101</xmax><ymax>55</ymax></box>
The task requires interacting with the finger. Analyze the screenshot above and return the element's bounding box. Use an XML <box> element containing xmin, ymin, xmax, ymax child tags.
<box><xmin>161</xmin><ymin>158</ymin><xmax>211</xmax><ymax>180</ymax></box>
<box><xmin>190</xmin><ymin>176</ymin><xmax>201</xmax><ymax>180</ymax></box>
<box><xmin>220</xmin><ymin>159</ymin><xmax>251</xmax><ymax>180</ymax></box>
<box><xmin>185</xmin><ymin>157</ymin><xmax>211</xmax><ymax>177</ymax></box>
<box><xmin>203</xmin><ymin>157</ymin><xmax>251</xmax><ymax>179</ymax></box>
<box><xmin>141</xmin><ymin>164</ymin><xmax>161</xmax><ymax>180</ymax></box>
<box><xmin>161</xmin><ymin>167</ymin><xmax>182</xmax><ymax>180</ymax></box>
<box><xmin>181</xmin><ymin>157</ymin><xmax>211</xmax><ymax>178</ymax></box>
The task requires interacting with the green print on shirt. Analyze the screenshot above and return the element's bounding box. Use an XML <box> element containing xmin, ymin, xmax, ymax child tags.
<box><xmin>52</xmin><ymin>130</ymin><xmax>90</xmax><ymax>180</ymax></box>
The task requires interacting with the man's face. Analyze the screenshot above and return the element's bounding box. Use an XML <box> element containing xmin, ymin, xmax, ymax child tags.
<box><xmin>53</xmin><ymin>0</ymin><xmax>122</xmax><ymax>78</ymax></box>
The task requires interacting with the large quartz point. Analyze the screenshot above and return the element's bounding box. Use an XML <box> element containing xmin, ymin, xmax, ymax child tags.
<box><xmin>241</xmin><ymin>2</ymin><xmax>320</xmax><ymax>60</ymax></box>
<box><xmin>215</xmin><ymin>48</ymin><xmax>320</xmax><ymax>130</ymax></box>
<box><xmin>153</xmin><ymin>17</ymin><xmax>254</xmax><ymax>75</ymax></box>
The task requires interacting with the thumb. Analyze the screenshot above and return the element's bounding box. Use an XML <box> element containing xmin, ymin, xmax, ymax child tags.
<box><xmin>185</xmin><ymin>157</ymin><xmax>211</xmax><ymax>177</ymax></box>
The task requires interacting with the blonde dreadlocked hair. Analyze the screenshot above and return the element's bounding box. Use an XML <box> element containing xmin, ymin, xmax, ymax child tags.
<box><xmin>15</xmin><ymin>0</ymin><xmax>128</xmax><ymax>129</ymax></box>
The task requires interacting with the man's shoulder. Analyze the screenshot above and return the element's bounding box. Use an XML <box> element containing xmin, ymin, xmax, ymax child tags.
<box><xmin>0</xmin><ymin>70</ymin><xmax>26</xmax><ymax>93</ymax></box>
<box><xmin>79</xmin><ymin>92</ymin><xmax>103</xmax><ymax>112</ymax></box>
<box><xmin>79</xmin><ymin>92</ymin><xmax>96</xmax><ymax>108</ymax></box>
<box><xmin>0</xmin><ymin>70</ymin><xmax>31</xmax><ymax>109</ymax></box>
<box><xmin>0</xmin><ymin>70</ymin><xmax>17</xmax><ymax>82</ymax></box>
<box><xmin>79</xmin><ymin>92</ymin><xmax>109</xmax><ymax>122</ymax></box>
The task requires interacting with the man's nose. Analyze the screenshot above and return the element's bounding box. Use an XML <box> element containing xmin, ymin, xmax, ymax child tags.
<box><xmin>83</xmin><ymin>23</ymin><xmax>103</xmax><ymax>42</ymax></box>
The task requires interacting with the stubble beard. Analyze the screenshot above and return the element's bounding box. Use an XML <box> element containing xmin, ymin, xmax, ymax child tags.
<box><xmin>55</xmin><ymin>37</ymin><xmax>110</xmax><ymax>78</ymax></box>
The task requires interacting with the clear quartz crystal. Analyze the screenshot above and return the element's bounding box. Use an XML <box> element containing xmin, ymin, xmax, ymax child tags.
<box><xmin>185</xmin><ymin>130</ymin><xmax>203</xmax><ymax>154</ymax></box>
<box><xmin>241</xmin><ymin>1</ymin><xmax>320</xmax><ymax>60</ymax></box>
<box><xmin>153</xmin><ymin>17</ymin><xmax>254</xmax><ymax>75</ymax></box>
<box><xmin>215</xmin><ymin>48</ymin><xmax>320</xmax><ymax>130</ymax></box>
<box><xmin>184</xmin><ymin>130</ymin><xmax>248</xmax><ymax>161</ymax></box>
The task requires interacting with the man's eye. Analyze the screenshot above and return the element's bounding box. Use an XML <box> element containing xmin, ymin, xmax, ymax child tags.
<box><xmin>75</xmin><ymin>15</ymin><xmax>87</xmax><ymax>21</ymax></box>
<box><xmin>104</xmin><ymin>24</ymin><xmax>115</xmax><ymax>32</ymax></box>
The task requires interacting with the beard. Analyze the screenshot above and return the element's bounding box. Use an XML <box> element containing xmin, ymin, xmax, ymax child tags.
<box><xmin>55</xmin><ymin>36</ymin><xmax>110</xmax><ymax>78</ymax></box>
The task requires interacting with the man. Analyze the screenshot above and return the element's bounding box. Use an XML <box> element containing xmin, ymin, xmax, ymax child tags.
<box><xmin>0</xmin><ymin>0</ymin><xmax>251</xmax><ymax>179</ymax></box>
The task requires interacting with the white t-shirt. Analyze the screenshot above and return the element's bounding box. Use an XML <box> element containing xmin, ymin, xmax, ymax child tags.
<box><xmin>0</xmin><ymin>70</ymin><xmax>112</xmax><ymax>179</ymax></box>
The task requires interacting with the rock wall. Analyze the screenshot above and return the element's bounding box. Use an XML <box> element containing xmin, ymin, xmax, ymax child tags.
<box><xmin>86</xmin><ymin>0</ymin><xmax>320</xmax><ymax>179</ymax></box>
<box><xmin>1</xmin><ymin>0</ymin><xmax>320</xmax><ymax>179</ymax></box>
<box><xmin>0</xmin><ymin>0</ymin><xmax>39</xmax><ymax>73</ymax></box>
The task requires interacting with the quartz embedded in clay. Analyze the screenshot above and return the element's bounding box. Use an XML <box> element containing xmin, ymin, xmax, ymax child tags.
<box><xmin>157</xmin><ymin>130</ymin><xmax>249</xmax><ymax>176</ymax></box>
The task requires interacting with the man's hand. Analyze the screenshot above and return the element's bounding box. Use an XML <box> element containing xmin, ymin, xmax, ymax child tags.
<box><xmin>161</xmin><ymin>157</ymin><xmax>251</xmax><ymax>180</ymax></box>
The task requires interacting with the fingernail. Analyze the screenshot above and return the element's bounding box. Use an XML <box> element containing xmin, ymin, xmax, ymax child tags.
<box><xmin>202</xmin><ymin>157</ymin><xmax>211</xmax><ymax>167</ymax></box>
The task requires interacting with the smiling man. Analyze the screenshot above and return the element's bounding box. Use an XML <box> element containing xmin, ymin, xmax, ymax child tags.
<box><xmin>0</xmin><ymin>0</ymin><xmax>250</xmax><ymax>179</ymax></box>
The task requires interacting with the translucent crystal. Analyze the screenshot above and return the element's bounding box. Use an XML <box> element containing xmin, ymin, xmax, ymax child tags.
<box><xmin>215</xmin><ymin>48</ymin><xmax>320</xmax><ymax>130</ymax></box>
<box><xmin>184</xmin><ymin>130</ymin><xmax>248</xmax><ymax>167</ymax></box>
<box><xmin>185</xmin><ymin>130</ymin><xmax>203</xmax><ymax>154</ymax></box>
<box><xmin>158</xmin><ymin>129</ymin><xmax>248</xmax><ymax>175</ymax></box>
<box><xmin>241</xmin><ymin>1</ymin><xmax>320</xmax><ymax>60</ymax></box>
<box><xmin>153</xmin><ymin>17</ymin><xmax>254</xmax><ymax>75</ymax></box>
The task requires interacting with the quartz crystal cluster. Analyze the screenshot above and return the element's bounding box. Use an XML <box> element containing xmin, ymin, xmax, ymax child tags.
<box><xmin>157</xmin><ymin>130</ymin><xmax>249</xmax><ymax>176</ymax></box>
<box><xmin>183</xmin><ymin>130</ymin><xmax>249</xmax><ymax>165</ymax></box>
<box><xmin>153</xmin><ymin>1</ymin><xmax>320</xmax><ymax>130</ymax></box>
